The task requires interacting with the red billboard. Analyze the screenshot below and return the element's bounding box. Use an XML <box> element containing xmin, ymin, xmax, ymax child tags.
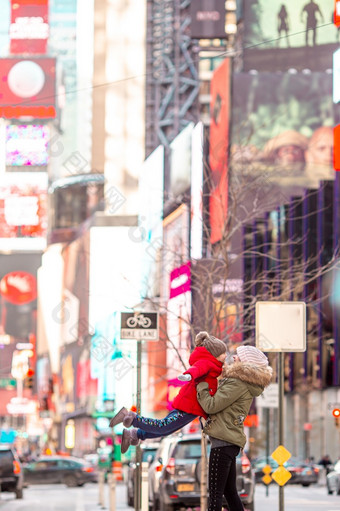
<box><xmin>0</xmin><ymin>173</ymin><xmax>47</xmax><ymax>240</ymax></box>
<box><xmin>335</xmin><ymin>0</ymin><xmax>340</xmax><ymax>27</ymax></box>
<box><xmin>10</xmin><ymin>0</ymin><xmax>49</xmax><ymax>55</ymax></box>
<box><xmin>209</xmin><ymin>58</ymin><xmax>230</xmax><ymax>245</ymax></box>
<box><xmin>0</xmin><ymin>58</ymin><xmax>56</xmax><ymax>119</ymax></box>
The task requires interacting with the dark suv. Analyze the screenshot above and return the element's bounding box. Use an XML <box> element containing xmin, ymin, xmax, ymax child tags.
<box><xmin>0</xmin><ymin>445</ymin><xmax>24</xmax><ymax>499</ymax></box>
<box><xmin>149</xmin><ymin>433</ymin><xmax>254</xmax><ymax>511</ymax></box>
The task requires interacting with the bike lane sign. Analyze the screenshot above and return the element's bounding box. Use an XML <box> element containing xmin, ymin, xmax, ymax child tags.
<box><xmin>120</xmin><ymin>312</ymin><xmax>159</xmax><ymax>340</ymax></box>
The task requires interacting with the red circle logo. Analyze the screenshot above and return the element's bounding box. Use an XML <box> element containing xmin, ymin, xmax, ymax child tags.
<box><xmin>0</xmin><ymin>271</ymin><xmax>37</xmax><ymax>305</ymax></box>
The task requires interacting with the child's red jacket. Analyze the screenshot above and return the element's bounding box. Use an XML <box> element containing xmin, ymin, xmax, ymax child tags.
<box><xmin>172</xmin><ymin>346</ymin><xmax>223</xmax><ymax>419</ymax></box>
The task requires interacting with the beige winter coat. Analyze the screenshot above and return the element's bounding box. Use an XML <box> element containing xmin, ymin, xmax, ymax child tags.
<box><xmin>197</xmin><ymin>362</ymin><xmax>273</xmax><ymax>448</ymax></box>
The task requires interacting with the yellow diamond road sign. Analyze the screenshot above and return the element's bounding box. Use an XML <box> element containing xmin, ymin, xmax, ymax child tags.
<box><xmin>262</xmin><ymin>474</ymin><xmax>272</xmax><ymax>485</ymax></box>
<box><xmin>271</xmin><ymin>445</ymin><xmax>291</xmax><ymax>465</ymax></box>
<box><xmin>272</xmin><ymin>466</ymin><xmax>292</xmax><ymax>486</ymax></box>
<box><xmin>262</xmin><ymin>464</ymin><xmax>272</xmax><ymax>475</ymax></box>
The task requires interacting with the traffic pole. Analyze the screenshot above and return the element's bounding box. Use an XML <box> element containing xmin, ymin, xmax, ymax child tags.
<box><xmin>278</xmin><ymin>352</ymin><xmax>284</xmax><ymax>511</ymax></box>
<box><xmin>98</xmin><ymin>471</ymin><xmax>106</xmax><ymax>509</ymax></box>
<box><xmin>108</xmin><ymin>472</ymin><xmax>116</xmax><ymax>511</ymax></box>
<box><xmin>141</xmin><ymin>461</ymin><xmax>149</xmax><ymax>511</ymax></box>
<box><xmin>134</xmin><ymin>339</ymin><xmax>142</xmax><ymax>511</ymax></box>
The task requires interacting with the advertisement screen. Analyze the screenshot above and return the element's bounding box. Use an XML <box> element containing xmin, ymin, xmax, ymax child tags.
<box><xmin>0</xmin><ymin>173</ymin><xmax>48</xmax><ymax>243</ymax></box>
<box><xmin>0</xmin><ymin>253</ymin><xmax>41</xmax><ymax>340</ymax></box>
<box><xmin>190</xmin><ymin>0</ymin><xmax>226</xmax><ymax>39</ymax></box>
<box><xmin>243</xmin><ymin>0</ymin><xmax>338</xmax><ymax>71</ymax></box>
<box><xmin>6</xmin><ymin>125</ymin><xmax>49</xmax><ymax>166</ymax></box>
<box><xmin>230</xmin><ymin>72</ymin><xmax>334</xmax><ymax>188</ymax></box>
<box><xmin>169</xmin><ymin>123</ymin><xmax>194</xmax><ymax>199</ymax></box>
<box><xmin>209</xmin><ymin>59</ymin><xmax>230</xmax><ymax>245</ymax></box>
<box><xmin>10</xmin><ymin>0</ymin><xmax>49</xmax><ymax>54</ymax></box>
<box><xmin>0</xmin><ymin>58</ymin><xmax>56</xmax><ymax>119</ymax></box>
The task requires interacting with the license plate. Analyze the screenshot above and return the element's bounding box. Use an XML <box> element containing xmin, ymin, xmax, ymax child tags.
<box><xmin>177</xmin><ymin>483</ymin><xmax>195</xmax><ymax>492</ymax></box>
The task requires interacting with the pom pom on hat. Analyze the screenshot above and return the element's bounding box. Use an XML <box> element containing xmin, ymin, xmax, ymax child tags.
<box><xmin>195</xmin><ymin>331</ymin><xmax>226</xmax><ymax>358</ymax></box>
<box><xmin>236</xmin><ymin>345</ymin><xmax>269</xmax><ymax>367</ymax></box>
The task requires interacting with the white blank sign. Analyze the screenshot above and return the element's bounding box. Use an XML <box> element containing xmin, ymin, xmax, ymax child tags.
<box><xmin>256</xmin><ymin>301</ymin><xmax>306</xmax><ymax>352</ymax></box>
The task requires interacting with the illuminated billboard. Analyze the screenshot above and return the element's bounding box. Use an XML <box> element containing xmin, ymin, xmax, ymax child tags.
<box><xmin>0</xmin><ymin>173</ymin><xmax>47</xmax><ymax>246</ymax></box>
<box><xmin>6</xmin><ymin>124</ymin><xmax>49</xmax><ymax>166</ymax></box>
<box><xmin>190</xmin><ymin>0</ymin><xmax>226</xmax><ymax>39</ymax></box>
<box><xmin>0</xmin><ymin>58</ymin><xmax>56</xmax><ymax>119</ymax></box>
<box><xmin>243</xmin><ymin>0</ymin><xmax>338</xmax><ymax>71</ymax></box>
<box><xmin>10</xmin><ymin>0</ymin><xmax>49</xmax><ymax>55</ymax></box>
<box><xmin>231</xmin><ymin>71</ymin><xmax>334</xmax><ymax>188</ymax></box>
<box><xmin>209</xmin><ymin>59</ymin><xmax>230</xmax><ymax>245</ymax></box>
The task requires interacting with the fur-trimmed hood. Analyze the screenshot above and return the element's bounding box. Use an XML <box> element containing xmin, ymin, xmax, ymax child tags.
<box><xmin>223</xmin><ymin>361</ymin><xmax>273</xmax><ymax>395</ymax></box>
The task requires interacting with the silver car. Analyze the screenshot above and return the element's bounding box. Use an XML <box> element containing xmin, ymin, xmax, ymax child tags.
<box><xmin>148</xmin><ymin>433</ymin><xmax>255</xmax><ymax>511</ymax></box>
<box><xmin>326</xmin><ymin>460</ymin><xmax>340</xmax><ymax>495</ymax></box>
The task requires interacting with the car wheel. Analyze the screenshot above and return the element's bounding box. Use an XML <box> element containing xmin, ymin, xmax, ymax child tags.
<box><xmin>128</xmin><ymin>494</ymin><xmax>134</xmax><ymax>507</ymax></box>
<box><xmin>301</xmin><ymin>483</ymin><xmax>310</xmax><ymax>487</ymax></box>
<box><xmin>64</xmin><ymin>475</ymin><xmax>78</xmax><ymax>487</ymax></box>
<box><xmin>244</xmin><ymin>502</ymin><xmax>254</xmax><ymax>511</ymax></box>
<box><xmin>328</xmin><ymin>489</ymin><xmax>333</xmax><ymax>495</ymax></box>
<box><xmin>15</xmin><ymin>488</ymin><xmax>23</xmax><ymax>499</ymax></box>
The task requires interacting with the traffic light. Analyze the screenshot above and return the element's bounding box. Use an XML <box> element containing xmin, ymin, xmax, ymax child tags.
<box><xmin>332</xmin><ymin>408</ymin><xmax>340</xmax><ymax>427</ymax></box>
<box><xmin>24</xmin><ymin>368</ymin><xmax>35</xmax><ymax>390</ymax></box>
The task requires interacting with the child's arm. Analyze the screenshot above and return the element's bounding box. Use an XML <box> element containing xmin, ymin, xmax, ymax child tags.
<box><xmin>182</xmin><ymin>359</ymin><xmax>210</xmax><ymax>381</ymax></box>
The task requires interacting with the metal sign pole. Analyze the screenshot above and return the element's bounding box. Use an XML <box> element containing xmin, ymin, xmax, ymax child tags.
<box><xmin>134</xmin><ymin>339</ymin><xmax>142</xmax><ymax>511</ymax></box>
<box><xmin>278</xmin><ymin>352</ymin><xmax>284</xmax><ymax>511</ymax></box>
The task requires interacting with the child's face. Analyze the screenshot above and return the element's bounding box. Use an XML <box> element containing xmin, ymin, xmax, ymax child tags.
<box><xmin>216</xmin><ymin>352</ymin><xmax>227</xmax><ymax>363</ymax></box>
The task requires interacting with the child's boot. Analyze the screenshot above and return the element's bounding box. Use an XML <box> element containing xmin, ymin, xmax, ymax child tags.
<box><xmin>123</xmin><ymin>411</ymin><xmax>136</xmax><ymax>428</ymax></box>
<box><xmin>109</xmin><ymin>407</ymin><xmax>128</xmax><ymax>427</ymax></box>
<box><xmin>121</xmin><ymin>428</ymin><xmax>140</xmax><ymax>454</ymax></box>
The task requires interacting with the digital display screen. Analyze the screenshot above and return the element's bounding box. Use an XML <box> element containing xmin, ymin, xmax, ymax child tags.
<box><xmin>6</xmin><ymin>124</ymin><xmax>49</xmax><ymax>166</ymax></box>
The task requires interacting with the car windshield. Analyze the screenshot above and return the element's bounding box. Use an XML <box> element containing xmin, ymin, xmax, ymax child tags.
<box><xmin>175</xmin><ymin>441</ymin><xmax>202</xmax><ymax>459</ymax></box>
<box><xmin>142</xmin><ymin>449</ymin><xmax>157</xmax><ymax>462</ymax></box>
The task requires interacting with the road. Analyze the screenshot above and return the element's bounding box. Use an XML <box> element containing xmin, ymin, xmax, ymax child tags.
<box><xmin>0</xmin><ymin>482</ymin><xmax>339</xmax><ymax>511</ymax></box>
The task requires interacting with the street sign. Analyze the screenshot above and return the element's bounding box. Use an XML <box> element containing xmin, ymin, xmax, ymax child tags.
<box><xmin>256</xmin><ymin>301</ymin><xmax>306</xmax><ymax>352</ymax></box>
<box><xmin>256</xmin><ymin>383</ymin><xmax>279</xmax><ymax>409</ymax></box>
<box><xmin>120</xmin><ymin>312</ymin><xmax>159</xmax><ymax>340</ymax></box>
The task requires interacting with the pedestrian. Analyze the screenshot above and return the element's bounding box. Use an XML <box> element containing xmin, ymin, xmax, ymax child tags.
<box><xmin>318</xmin><ymin>454</ymin><xmax>333</xmax><ymax>474</ymax></box>
<box><xmin>196</xmin><ymin>345</ymin><xmax>273</xmax><ymax>511</ymax></box>
<box><xmin>109</xmin><ymin>331</ymin><xmax>227</xmax><ymax>453</ymax></box>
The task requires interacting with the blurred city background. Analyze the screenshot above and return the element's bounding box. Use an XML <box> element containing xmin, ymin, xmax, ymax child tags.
<box><xmin>0</xmin><ymin>1</ymin><xmax>339</xmax><ymax>504</ymax></box>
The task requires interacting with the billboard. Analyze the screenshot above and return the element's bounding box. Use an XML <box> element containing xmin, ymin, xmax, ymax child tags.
<box><xmin>230</xmin><ymin>72</ymin><xmax>334</xmax><ymax>188</ymax></box>
<box><xmin>138</xmin><ymin>145</ymin><xmax>164</xmax><ymax>298</ymax></box>
<box><xmin>10</xmin><ymin>0</ymin><xmax>49</xmax><ymax>55</ymax></box>
<box><xmin>190</xmin><ymin>0</ymin><xmax>226</xmax><ymax>39</ymax></box>
<box><xmin>190</xmin><ymin>122</ymin><xmax>204</xmax><ymax>259</ymax></box>
<box><xmin>243</xmin><ymin>0</ymin><xmax>339</xmax><ymax>71</ymax></box>
<box><xmin>0</xmin><ymin>58</ymin><xmax>56</xmax><ymax>119</ymax></box>
<box><xmin>6</xmin><ymin>124</ymin><xmax>49</xmax><ymax>166</ymax></box>
<box><xmin>0</xmin><ymin>173</ymin><xmax>47</xmax><ymax>249</ymax></box>
<box><xmin>209</xmin><ymin>58</ymin><xmax>230</xmax><ymax>245</ymax></box>
<box><xmin>162</xmin><ymin>204</ymin><xmax>190</xmax><ymax>300</ymax></box>
<box><xmin>0</xmin><ymin>253</ymin><xmax>41</xmax><ymax>340</ymax></box>
<box><xmin>169</xmin><ymin>123</ymin><xmax>194</xmax><ymax>200</ymax></box>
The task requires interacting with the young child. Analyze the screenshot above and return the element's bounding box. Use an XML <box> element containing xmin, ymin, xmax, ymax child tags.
<box><xmin>109</xmin><ymin>331</ymin><xmax>227</xmax><ymax>453</ymax></box>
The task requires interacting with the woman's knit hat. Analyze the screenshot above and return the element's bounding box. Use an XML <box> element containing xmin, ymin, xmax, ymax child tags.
<box><xmin>236</xmin><ymin>345</ymin><xmax>269</xmax><ymax>367</ymax></box>
<box><xmin>195</xmin><ymin>331</ymin><xmax>226</xmax><ymax>358</ymax></box>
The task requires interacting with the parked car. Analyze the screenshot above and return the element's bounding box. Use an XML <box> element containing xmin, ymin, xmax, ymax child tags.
<box><xmin>326</xmin><ymin>460</ymin><xmax>340</xmax><ymax>494</ymax></box>
<box><xmin>252</xmin><ymin>456</ymin><xmax>319</xmax><ymax>486</ymax></box>
<box><xmin>148</xmin><ymin>433</ymin><xmax>255</xmax><ymax>511</ymax></box>
<box><xmin>23</xmin><ymin>455</ymin><xmax>98</xmax><ymax>487</ymax></box>
<box><xmin>127</xmin><ymin>440</ymin><xmax>160</xmax><ymax>507</ymax></box>
<box><xmin>0</xmin><ymin>444</ymin><xmax>24</xmax><ymax>499</ymax></box>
